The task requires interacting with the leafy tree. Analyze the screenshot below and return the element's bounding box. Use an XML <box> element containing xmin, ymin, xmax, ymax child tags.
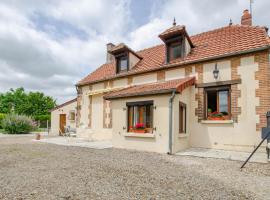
<box><xmin>0</xmin><ymin>88</ymin><xmax>56</xmax><ymax>118</ymax></box>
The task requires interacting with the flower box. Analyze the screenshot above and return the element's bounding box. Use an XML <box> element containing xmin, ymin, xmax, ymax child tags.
<box><xmin>207</xmin><ymin>111</ymin><xmax>229</xmax><ymax>121</ymax></box>
<box><xmin>129</xmin><ymin>123</ymin><xmax>147</xmax><ymax>133</ymax></box>
<box><xmin>132</xmin><ymin>129</ymin><xmax>146</xmax><ymax>133</ymax></box>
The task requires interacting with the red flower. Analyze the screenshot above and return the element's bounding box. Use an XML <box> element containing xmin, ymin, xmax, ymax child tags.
<box><xmin>135</xmin><ymin>123</ymin><xmax>145</xmax><ymax>129</ymax></box>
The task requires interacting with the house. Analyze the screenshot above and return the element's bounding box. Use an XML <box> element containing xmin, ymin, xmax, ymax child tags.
<box><xmin>74</xmin><ymin>9</ymin><xmax>270</xmax><ymax>154</ymax></box>
<box><xmin>50</xmin><ymin>98</ymin><xmax>77</xmax><ymax>135</ymax></box>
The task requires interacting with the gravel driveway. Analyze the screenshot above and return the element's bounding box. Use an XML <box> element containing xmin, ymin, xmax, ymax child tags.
<box><xmin>0</xmin><ymin>136</ymin><xmax>270</xmax><ymax>200</ymax></box>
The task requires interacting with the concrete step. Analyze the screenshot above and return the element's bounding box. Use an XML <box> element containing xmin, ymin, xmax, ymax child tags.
<box><xmin>176</xmin><ymin>148</ymin><xmax>268</xmax><ymax>163</ymax></box>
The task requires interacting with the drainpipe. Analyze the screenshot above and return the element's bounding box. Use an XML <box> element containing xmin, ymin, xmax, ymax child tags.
<box><xmin>168</xmin><ymin>90</ymin><xmax>176</xmax><ymax>155</ymax></box>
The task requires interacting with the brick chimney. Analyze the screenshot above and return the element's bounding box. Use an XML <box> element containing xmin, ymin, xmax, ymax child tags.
<box><xmin>106</xmin><ymin>43</ymin><xmax>115</xmax><ymax>63</ymax></box>
<box><xmin>241</xmin><ymin>9</ymin><xmax>252</xmax><ymax>26</ymax></box>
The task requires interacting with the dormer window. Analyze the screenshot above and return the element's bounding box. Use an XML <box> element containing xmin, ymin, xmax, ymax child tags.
<box><xmin>158</xmin><ymin>21</ymin><xmax>194</xmax><ymax>64</ymax></box>
<box><xmin>108</xmin><ymin>43</ymin><xmax>142</xmax><ymax>74</ymax></box>
<box><xmin>168</xmin><ymin>41</ymin><xmax>182</xmax><ymax>61</ymax></box>
<box><xmin>117</xmin><ymin>54</ymin><xmax>128</xmax><ymax>73</ymax></box>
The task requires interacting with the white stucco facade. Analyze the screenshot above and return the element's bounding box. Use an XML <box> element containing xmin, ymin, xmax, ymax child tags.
<box><xmin>50</xmin><ymin>100</ymin><xmax>77</xmax><ymax>136</ymax></box>
<box><xmin>72</xmin><ymin>51</ymin><xmax>269</xmax><ymax>154</ymax></box>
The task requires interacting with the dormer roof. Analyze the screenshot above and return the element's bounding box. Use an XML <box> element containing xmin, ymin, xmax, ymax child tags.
<box><xmin>109</xmin><ymin>43</ymin><xmax>142</xmax><ymax>59</ymax></box>
<box><xmin>158</xmin><ymin>25</ymin><xmax>194</xmax><ymax>48</ymax></box>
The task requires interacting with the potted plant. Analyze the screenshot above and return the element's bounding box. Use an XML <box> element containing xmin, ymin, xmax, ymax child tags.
<box><xmin>208</xmin><ymin>111</ymin><xmax>226</xmax><ymax>120</ymax></box>
<box><xmin>132</xmin><ymin>123</ymin><xmax>146</xmax><ymax>133</ymax></box>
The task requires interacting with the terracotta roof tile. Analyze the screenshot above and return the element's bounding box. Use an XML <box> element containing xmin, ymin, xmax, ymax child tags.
<box><xmin>158</xmin><ymin>25</ymin><xmax>185</xmax><ymax>39</ymax></box>
<box><xmin>78</xmin><ymin>25</ymin><xmax>270</xmax><ymax>86</ymax></box>
<box><xmin>104</xmin><ymin>77</ymin><xmax>195</xmax><ymax>100</ymax></box>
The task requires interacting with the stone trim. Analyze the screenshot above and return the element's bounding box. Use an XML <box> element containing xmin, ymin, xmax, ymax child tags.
<box><xmin>255</xmin><ymin>51</ymin><xmax>270</xmax><ymax>131</ymax></box>
<box><xmin>196</xmin><ymin>79</ymin><xmax>241</xmax><ymax>88</ymax></box>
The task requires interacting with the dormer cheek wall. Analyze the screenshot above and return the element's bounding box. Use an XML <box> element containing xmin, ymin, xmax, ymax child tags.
<box><xmin>129</xmin><ymin>52</ymin><xmax>140</xmax><ymax>69</ymax></box>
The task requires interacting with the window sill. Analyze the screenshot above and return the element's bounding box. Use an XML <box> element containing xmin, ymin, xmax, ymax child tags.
<box><xmin>201</xmin><ymin>120</ymin><xmax>234</xmax><ymax>124</ymax></box>
<box><xmin>124</xmin><ymin>133</ymin><xmax>155</xmax><ymax>138</ymax></box>
<box><xmin>178</xmin><ymin>133</ymin><xmax>188</xmax><ymax>138</ymax></box>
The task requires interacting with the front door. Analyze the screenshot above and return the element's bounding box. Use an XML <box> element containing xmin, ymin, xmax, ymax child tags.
<box><xmin>59</xmin><ymin>114</ymin><xmax>66</xmax><ymax>135</ymax></box>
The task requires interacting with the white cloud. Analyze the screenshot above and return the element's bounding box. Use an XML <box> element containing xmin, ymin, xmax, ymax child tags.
<box><xmin>0</xmin><ymin>0</ymin><xmax>269</xmax><ymax>104</ymax></box>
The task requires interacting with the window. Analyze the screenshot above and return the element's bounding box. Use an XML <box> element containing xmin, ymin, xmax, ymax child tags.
<box><xmin>170</xmin><ymin>42</ymin><xmax>181</xmax><ymax>59</ymax></box>
<box><xmin>167</xmin><ymin>41</ymin><xmax>182</xmax><ymax>62</ymax></box>
<box><xmin>117</xmin><ymin>55</ymin><xmax>128</xmax><ymax>73</ymax></box>
<box><xmin>68</xmin><ymin>111</ymin><xmax>76</xmax><ymax>121</ymax></box>
<box><xmin>179</xmin><ymin>102</ymin><xmax>186</xmax><ymax>133</ymax></box>
<box><xmin>205</xmin><ymin>86</ymin><xmax>231</xmax><ymax>120</ymax></box>
<box><xmin>127</xmin><ymin>101</ymin><xmax>153</xmax><ymax>133</ymax></box>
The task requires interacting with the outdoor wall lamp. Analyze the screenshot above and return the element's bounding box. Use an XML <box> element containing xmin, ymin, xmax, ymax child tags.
<box><xmin>213</xmin><ymin>63</ymin><xmax>219</xmax><ymax>80</ymax></box>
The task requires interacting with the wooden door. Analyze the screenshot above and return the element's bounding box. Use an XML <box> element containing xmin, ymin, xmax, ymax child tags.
<box><xmin>59</xmin><ymin>114</ymin><xmax>66</xmax><ymax>135</ymax></box>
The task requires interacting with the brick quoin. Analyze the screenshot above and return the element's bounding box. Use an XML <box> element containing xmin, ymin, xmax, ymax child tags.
<box><xmin>255</xmin><ymin>50</ymin><xmax>270</xmax><ymax>131</ymax></box>
<box><xmin>231</xmin><ymin>57</ymin><xmax>241</xmax><ymax>123</ymax></box>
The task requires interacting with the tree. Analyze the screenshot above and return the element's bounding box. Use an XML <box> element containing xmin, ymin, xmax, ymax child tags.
<box><xmin>0</xmin><ymin>88</ymin><xmax>56</xmax><ymax>118</ymax></box>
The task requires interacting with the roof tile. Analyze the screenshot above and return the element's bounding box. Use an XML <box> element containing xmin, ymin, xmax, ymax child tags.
<box><xmin>104</xmin><ymin>77</ymin><xmax>195</xmax><ymax>99</ymax></box>
<box><xmin>78</xmin><ymin>25</ymin><xmax>270</xmax><ymax>86</ymax></box>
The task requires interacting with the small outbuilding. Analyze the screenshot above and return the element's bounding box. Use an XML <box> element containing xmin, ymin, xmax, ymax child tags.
<box><xmin>50</xmin><ymin>98</ymin><xmax>77</xmax><ymax>135</ymax></box>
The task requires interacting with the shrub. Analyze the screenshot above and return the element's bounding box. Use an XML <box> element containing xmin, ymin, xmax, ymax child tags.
<box><xmin>2</xmin><ymin>114</ymin><xmax>37</xmax><ymax>134</ymax></box>
<box><xmin>0</xmin><ymin>113</ymin><xmax>6</xmax><ymax>129</ymax></box>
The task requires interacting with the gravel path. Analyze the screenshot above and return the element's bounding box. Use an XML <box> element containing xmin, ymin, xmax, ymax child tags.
<box><xmin>0</xmin><ymin>136</ymin><xmax>270</xmax><ymax>200</ymax></box>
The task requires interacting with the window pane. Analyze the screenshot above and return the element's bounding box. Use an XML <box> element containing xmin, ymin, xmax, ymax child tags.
<box><xmin>207</xmin><ymin>90</ymin><xmax>217</xmax><ymax>113</ymax></box>
<box><xmin>172</xmin><ymin>45</ymin><xmax>181</xmax><ymax>59</ymax></box>
<box><xmin>120</xmin><ymin>57</ymin><xmax>127</xmax><ymax>70</ymax></box>
<box><xmin>179</xmin><ymin>103</ymin><xmax>186</xmax><ymax>133</ymax></box>
<box><xmin>145</xmin><ymin>105</ymin><xmax>153</xmax><ymax>128</ymax></box>
<box><xmin>219</xmin><ymin>91</ymin><xmax>228</xmax><ymax>114</ymax></box>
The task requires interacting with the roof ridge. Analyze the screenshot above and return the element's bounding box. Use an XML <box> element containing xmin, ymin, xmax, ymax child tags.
<box><xmin>191</xmin><ymin>24</ymin><xmax>267</xmax><ymax>38</ymax></box>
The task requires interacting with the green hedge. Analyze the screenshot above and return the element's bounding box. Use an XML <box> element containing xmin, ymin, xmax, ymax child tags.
<box><xmin>33</xmin><ymin>114</ymin><xmax>51</xmax><ymax>121</ymax></box>
<box><xmin>2</xmin><ymin>114</ymin><xmax>37</xmax><ymax>134</ymax></box>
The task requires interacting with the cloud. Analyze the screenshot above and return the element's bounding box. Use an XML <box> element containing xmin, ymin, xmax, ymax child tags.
<box><xmin>0</xmin><ymin>0</ymin><xmax>269</xmax><ymax>104</ymax></box>
<box><xmin>0</xmin><ymin>0</ymin><xmax>133</xmax><ymax>103</ymax></box>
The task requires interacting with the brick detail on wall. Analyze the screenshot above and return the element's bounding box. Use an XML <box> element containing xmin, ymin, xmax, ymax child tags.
<box><xmin>195</xmin><ymin>64</ymin><xmax>204</xmax><ymax>121</ymax></box>
<box><xmin>157</xmin><ymin>71</ymin><xmax>165</xmax><ymax>82</ymax></box>
<box><xmin>76</xmin><ymin>95</ymin><xmax>82</xmax><ymax>128</ymax></box>
<box><xmin>128</xmin><ymin>77</ymin><xmax>133</xmax><ymax>85</ymax></box>
<box><xmin>231</xmin><ymin>57</ymin><xmax>241</xmax><ymax>123</ymax></box>
<box><xmin>104</xmin><ymin>80</ymin><xmax>113</xmax><ymax>89</ymax></box>
<box><xmin>103</xmin><ymin>99</ymin><xmax>112</xmax><ymax>128</ymax></box>
<box><xmin>255</xmin><ymin>51</ymin><xmax>270</xmax><ymax>131</ymax></box>
<box><xmin>88</xmin><ymin>96</ymin><xmax>92</xmax><ymax>128</ymax></box>
<box><xmin>185</xmin><ymin>66</ymin><xmax>192</xmax><ymax>76</ymax></box>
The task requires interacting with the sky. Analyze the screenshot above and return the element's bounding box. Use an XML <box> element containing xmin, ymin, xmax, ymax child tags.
<box><xmin>0</xmin><ymin>0</ymin><xmax>269</xmax><ymax>104</ymax></box>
